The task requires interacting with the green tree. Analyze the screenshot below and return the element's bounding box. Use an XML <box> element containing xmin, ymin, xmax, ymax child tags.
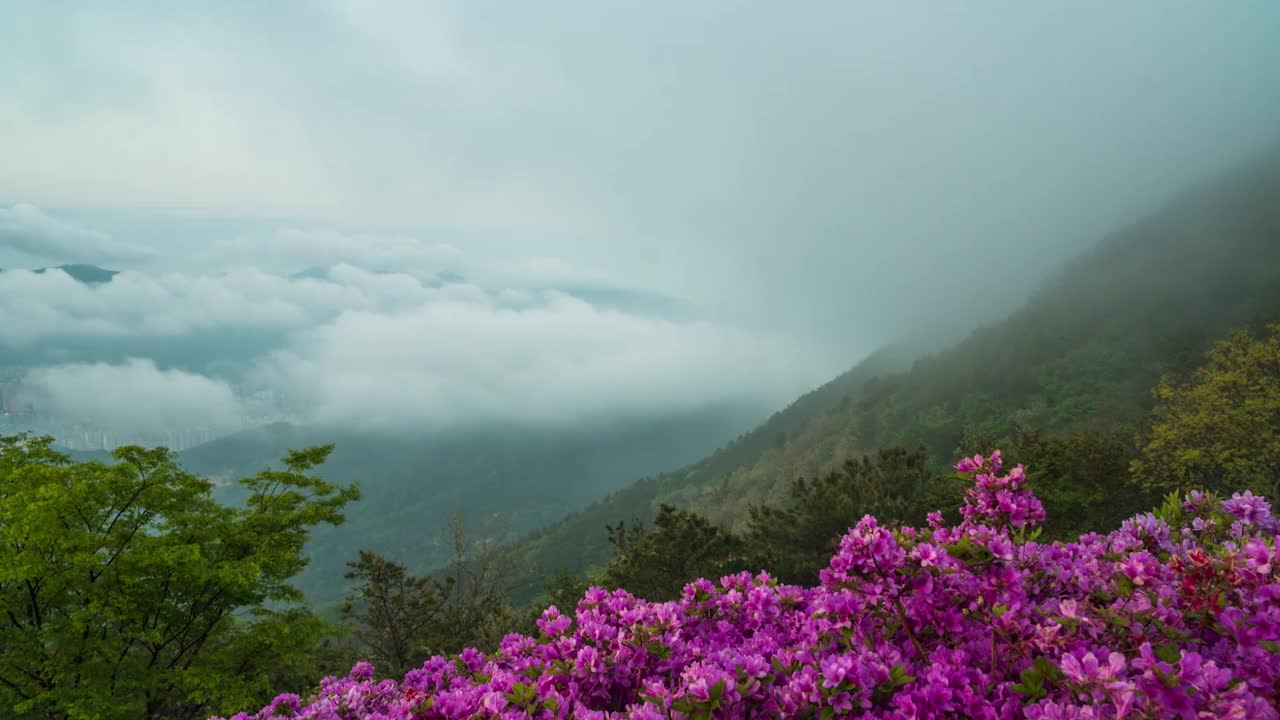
<box><xmin>1133</xmin><ymin>325</ymin><xmax>1280</xmax><ymax>496</ymax></box>
<box><xmin>742</xmin><ymin>445</ymin><xmax>939</xmax><ymax>585</ymax></box>
<box><xmin>339</xmin><ymin>513</ymin><xmax>526</xmax><ymax>667</ymax></box>
<box><xmin>540</xmin><ymin>570</ymin><xmax>588</xmax><ymax>614</ymax></box>
<box><xmin>0</xmin><ymin>434</ymin><xmax>358</xmax><ymax>720</ymax></box>
<box><xmin>601</xmin><ymin>505</ymin><xmax>746</xmax><ymax>601</ymax></box>
<box><xmin>958</xmin><ymin>426</ymin><xmax>1149</xmax><ymax>540</ymax></box>
<box><xmin>1005</xmin><ymin>426</ymin><xmax>1148</xmax><ymax>539</ymax></box>
<box><xmin>433</xmin><ymin>514</ymin><xmax>521</xmax><ymax>654</ymax></box>
<box><xmin>340</xmin><ymin>551</ymin><xmax>453</xmax><ymax>678</ymax></box>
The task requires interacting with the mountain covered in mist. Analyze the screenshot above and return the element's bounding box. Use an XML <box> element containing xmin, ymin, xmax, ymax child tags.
<box><xmin>173</xmin><ymin>406</ymin><xmax>763</xmax><ymax>608</ymax></box>
<box><xmin>501</xmin><ymin>146</ymin><xmax>1280</xmax><ymax>602</ymax></box>
<box><xmin>0</xmin><ymin>263</ymin><xmax>119</xmax><ymax>283</ymax></box>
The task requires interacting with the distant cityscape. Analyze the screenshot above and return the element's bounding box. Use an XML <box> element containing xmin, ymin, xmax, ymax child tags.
<box><xmin>0</xmin><ymin>370</ymin><xmax>286</xmax><ymax>451</ymax></box>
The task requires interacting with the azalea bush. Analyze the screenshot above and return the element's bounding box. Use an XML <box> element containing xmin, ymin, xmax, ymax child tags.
<box><xmin>216</xmin><ymin>451</ymin><xmax>1280</xmax><ymax>719</ymax></box>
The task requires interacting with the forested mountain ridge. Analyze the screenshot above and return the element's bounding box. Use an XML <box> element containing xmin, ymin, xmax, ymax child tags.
<box><xmin>506</xmin><ymin>146</ymin><xmax>1280</xmax><ymax>601</ymax></box>
<box><xmin>169</xmin><ymin>407</ymin><xmax>761</xmax><ymax>607</ymax></box>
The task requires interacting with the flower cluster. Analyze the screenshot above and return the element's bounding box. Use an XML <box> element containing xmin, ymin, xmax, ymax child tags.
<box><xmin>954</xmin><ymin>450</ymin><xmax>1045</xmax><ymax>530</ymax></box>
<box><xmin>215</xmin><ymin>453</ymin><xmax>1280</xmax><ymax>719</ymax></box>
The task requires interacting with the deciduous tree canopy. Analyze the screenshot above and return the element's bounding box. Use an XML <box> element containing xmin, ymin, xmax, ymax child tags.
<box><xmin>1134</xmin><ymin>325</ymin><xmax>1280</xmax><ymax>496</ymax></box>
<box><xmin>0</xmin><ymin>436</ymin><xmax>358</xmax><ymax>720</ymax></box>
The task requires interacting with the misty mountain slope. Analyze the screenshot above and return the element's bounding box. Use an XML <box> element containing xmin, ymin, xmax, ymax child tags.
<box><xmin>680</xmin><ymin>146</ymin><xmax>1280</xmax><ymax>523</ymax></box>
<box><xmin>501</xmin><ymin>339</ymin><xmax>927</xmax><ymax>601</ymax></box>
<box><xmin>179</xmin><ymin>421</ymin><xmax>311</xmax><ymax>487</ymax></box>
<box><xmin>174</xmin><ymin>408</ymin><xmax>759</xmax><ymax>607</ymax></box>
<box><xmin>506</xmin><ymin>147</ymin><xmax>1280</xmax><ymax>601</ymax></box>
<box><xmin>35</xmin><ymin>263</ymin><xmax>119</xmax><ymax>284</ymax></box>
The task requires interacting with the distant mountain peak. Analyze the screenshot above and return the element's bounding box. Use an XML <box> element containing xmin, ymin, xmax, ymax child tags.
<box><xmin>32</xmin><ymin>264</ymin><xmax>119</xmax><ymax>284</ymax></box>
<box><xmin>289</xmin><ymin>266</ymin><xmax>332</xmax><ymax>281</ymax></box>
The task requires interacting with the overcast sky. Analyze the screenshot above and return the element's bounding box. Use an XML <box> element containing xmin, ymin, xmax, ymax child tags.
<box><xmin>2</xmin><ymin>2</ymin><xmax>1279</xmax><ymax>436</ymax></box>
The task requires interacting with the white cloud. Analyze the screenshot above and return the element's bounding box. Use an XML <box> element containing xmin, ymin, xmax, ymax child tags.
<box><xmin>0</xmin><ymin>204</ymin><xmax>157</xmax><ymax>265</ymax></box>
<box><xmin>250</xmin><ymin>291</ymin><xmax>827</xmax><ymax>430</ymax></box>
<box><xmin>23</xmin><ymin>358</ymin><xmax>246</xmax><ymax>435</ymax></box>
<box><xmin>201</xmin><ymin>228</ymin><xmax>465</xmax><ymax>275</ymax></box>
<box><xmin>490</xmin><ymin>256</ymin><xmax>614</xmax><ymax>288</ymax></box>
<box><xmin>0</xmin><ymin>263</ymin><xmax>455</xmax><ymax>345</ymax></box>
<box><xmin>5</xmin><ymin>257</ymin><xmax>836</xmax><ymax>433</ymax></box>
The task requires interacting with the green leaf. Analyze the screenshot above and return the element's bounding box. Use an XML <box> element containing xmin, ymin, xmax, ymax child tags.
<box><xmin>709</xmin><ymin>678</ymin><xmax>725</xmax><ymax>704</ymax></box>
<box><xmin>1155</xmin><ymin>644</ymin><xmax>1181</xmax><ymax>664</ymax></box>
<box><xmin>880</xmin><ymin>663</ymin><xmax>911</xmax><ymax>688</ymax></box>
<box><xmin>1115</xmin><ymin>574</ymin><xmax>1136</xmax><ymax>597</ymax></box>
<box><xmin>1033</xmin><ymin>656</ymin><xmax>1065</xmax><ymax>682</ymax></box>
<box><xmin>1012</xmin><ymin>667</ymin><xmax>1047</xmax><ymax>701</ymax></box>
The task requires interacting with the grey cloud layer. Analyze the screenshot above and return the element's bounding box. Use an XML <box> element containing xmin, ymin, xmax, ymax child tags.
<box><xmin>3</xmin><ymin>2</ymin><xmax>1277</xmax><ymax>358</ymax></box>
<box><xmin>0</xmin><ymin>204</ymin><xmax>156</xmax><ymax>264</ymax></box>
<box><xmin>203</xmin><ymin>229</ymin><xmax>465</xmax><ymax>275</ymax></box>
<box><xmin>252</xmin><ymin>293</ymin><xmax>826</xmax><ymax>429</ymax></box>
<box><xmin>3</xmin><ymin>259</ymin><xmax>835</xmax><ymax>436</ymax></box>
<box><xmin>0</xmin><ymin>263</ymin><xmax>410</xmax><ymax>343</ymax></box>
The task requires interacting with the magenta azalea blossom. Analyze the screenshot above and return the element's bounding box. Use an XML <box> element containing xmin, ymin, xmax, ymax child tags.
<box><xmin>214</xmin><ymin>452</ymin><xmax>1280</xmax><ymax>720</ymax></box>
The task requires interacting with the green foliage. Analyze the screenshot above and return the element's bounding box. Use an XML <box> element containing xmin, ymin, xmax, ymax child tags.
<box><xmin>601</xmin><ymin>505</ymin><xmax>749</xmax><ymax>601</ymax></box>
<box><xmin>194</xmin><ymin>608</ymin><xmax>339</xmax><ymax>713</ymax></box>
<box><xmin>1134</xmin><ymin>325</ymin><xmax>1280</xmax><ymax>496</ymax></box>
<box><xmin>0</xmin><ymin>434</ymin><xmax>357</xmax><ymax>720</ymax></box>
<box><xmin>959</xmin><ymin>426</ymin><xmax>1152</xmax><ymax>540</ymax></box>
<box><xmin>742</xmin><ymin>446</ymin><xmax>941</xmax><ymax>585</ymax></box>
<box><xmin>432</xmin><ymin>515</ymin><xmax>522</xmax><ymax>654</ymax></box>
<box><xmin>340</xmin><ymin>551</ymin><xmax>454</xmax><ymax>678</ymax></box>
<box><xmin>540</xmin><ymin>570</ymin><xmax>590</xmax><ymax>613</ymax></box>
<box><xmin>590</xmin><ymin>427</ymin><xmax>1165</xmax><ymax>599</ymax></box>
<box><xmin>339</xmin><ymin>516</ymin><xmax>531</xmax><ymax>666</ymax></box>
